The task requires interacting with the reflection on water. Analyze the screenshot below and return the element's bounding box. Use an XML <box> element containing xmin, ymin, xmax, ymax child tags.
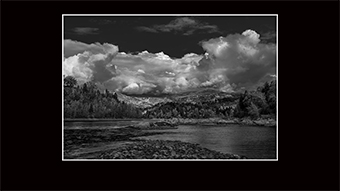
<box><xmin>64</xmin><ymin>121</ymin><xmax>276</xmax><ymax>159</ymax></box>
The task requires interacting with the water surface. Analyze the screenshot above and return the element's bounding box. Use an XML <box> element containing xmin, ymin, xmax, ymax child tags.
<box><xmin>139</xmin><ymin>124</ymin><xmax>276</xmax><ymax>159</ymax></box>
<box><xmin>64</xmin><ymin>121</ymin><xmax>276</xmax><ymax>159</ymax></box>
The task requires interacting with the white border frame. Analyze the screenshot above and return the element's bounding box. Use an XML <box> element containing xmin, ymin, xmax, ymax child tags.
<box><xmin>62</xmin><ymin>14</ymin><xmax>278</xmax><ymax>161</ymax></box>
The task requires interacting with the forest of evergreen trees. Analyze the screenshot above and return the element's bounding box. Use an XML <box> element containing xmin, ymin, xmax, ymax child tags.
<box><xmin>144</xmin><ymin>80</ymin><xmax>276</xmax><ymax>120</ymax></box>
<box><xmin>143</xmin><ymin>98</ymin><xmax>236</xmax><ymax>119</ymax></box>
<box><xmin>64</xmin><ymin>75</ymin><xmax>276</xmax><ymax>120</ymax></box>
<box><xmin>233</xmin><ymin>80</ymin><xmax>276</xmax><ymax>119</ymax></box>
<box><xmin>63</xmin><ymin>76</ymin><xmax>142</xmax><ymax>118</ymax></box>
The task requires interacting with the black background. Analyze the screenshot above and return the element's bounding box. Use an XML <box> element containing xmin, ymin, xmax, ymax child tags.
<box><xmin>1</xmin><ymin>0</ymin><xmax>339</xmax><ymax>191</ymax></box>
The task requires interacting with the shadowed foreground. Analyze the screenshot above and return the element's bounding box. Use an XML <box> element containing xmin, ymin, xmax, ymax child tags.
<box><xmin>66</xmin><ymin>139</ymin><xmax>246</xmax><ymax>159</ymax></box>
<box><xmin>99</xmin><ymin>140</ymin><xmax>247</xmax><ymax>159</ymax></box>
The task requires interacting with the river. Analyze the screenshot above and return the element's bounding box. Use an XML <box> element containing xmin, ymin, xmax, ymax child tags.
<box><xmin>64</xmin><ymin>121</ymin><xmax>276</xmax><ymax>159</ymax></box>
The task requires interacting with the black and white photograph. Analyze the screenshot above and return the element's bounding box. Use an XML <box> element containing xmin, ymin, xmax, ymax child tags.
<box><xmin>62</xmin><ymin>14</ymin><xmax>277</xmax><ymax>160</ymax></box>
<box><xmin>2</xmin><ymin>0</ymin><xmax>340</xmax><ymax>190</ymax></box>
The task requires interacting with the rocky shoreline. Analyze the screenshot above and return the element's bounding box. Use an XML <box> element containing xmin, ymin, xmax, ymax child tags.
<box><xmin>64</xmin><ymin>117</ymin><xmax>276</xmax><ymax>128</ymax></box>
<box><xmin>98</xmin><ymin>139</ymin><xmax>247</xmax><ymax>159</ymax></box>
<box><xmin>156</xmin><ymin>118</ymin><xmax>276</xmax><ymax>127</ymax></box>
<box><xmin>64</xmin><ymin>118</ymin><xmax>275</xmax><ymax>159</ymax></box>
<box><xmin>235</xmin><ymin>118</ymin><xmax>276</xmax><ymax>127</ymax></box>
<box><xmin>124</xmin><ymin>118</ymin><xmax>276</xmax><ymax>130</ymax></box>
<box><xmin>64</xmin><ymin>123</ymin><xmax>249</xmax><ymax>159</ymax></box>
<box><xmin>125</xmin><ymin>121</ymin><xmax>178</xmax><ymax>129</ymax></box>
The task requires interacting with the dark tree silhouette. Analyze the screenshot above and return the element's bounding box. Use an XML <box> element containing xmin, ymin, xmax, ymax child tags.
<box><xmin>64</xmin><ymin>76</ymin><xmax>77</xmax><ymax>88</ymax></box>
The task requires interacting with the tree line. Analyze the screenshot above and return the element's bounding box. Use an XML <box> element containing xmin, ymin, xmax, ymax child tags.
<box><xmin>233</xmin><ymin>80</ymin><xmax>276</xmax><ymax>119</ymax></box>
<box><xmin>144</xmin><ymin>80</ymin><xmax>276</xmax><ymax>120</ymax></box>
<box><xmin>64</xmin><ymin>75</ymin><xmax>276</xmax><ymax>120</ymax></box>
<box><xmin>144</xmin><ymin>100</ymin><xmax>236</xmax><ymax>119</ymax></box>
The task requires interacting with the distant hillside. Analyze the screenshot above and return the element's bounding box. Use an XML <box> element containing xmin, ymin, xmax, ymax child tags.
<box><xmin>143</xmin><ymin>88</ymin><xmax>240</xmax><ymax>119</ymax></box>
<box><xmin>116</xmin><ymin>88</ymin><xmax>239</xmax><ymax>108</ymax></box>
<box><xmin>116</xmin><ymin>92</ymin><xmax>172</xmax><ymax>109</ymax></box>
<box><xmin>168</xmin><ymin>88</ymin><xmax>240</xmax><ymax>104</ymax></box>
<box><xmin>142</xmin><ymin>80</ymin><xmax>276</xmax><ymax>119</ymax></box>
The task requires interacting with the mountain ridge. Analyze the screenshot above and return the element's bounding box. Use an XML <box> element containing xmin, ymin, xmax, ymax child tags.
<box><xmin>115</xmin><ymin>87</ymin><xmax>238</xmax><ymax>109</ymax></box>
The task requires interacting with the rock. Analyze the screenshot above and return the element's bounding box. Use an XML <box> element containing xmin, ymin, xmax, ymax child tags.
<box><xmin>135</xmin><ymin>122</ymin><xmax>151</xmax><ymax>129</ymax></box>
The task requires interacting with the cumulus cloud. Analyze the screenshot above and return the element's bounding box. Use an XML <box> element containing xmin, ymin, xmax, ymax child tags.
<box><xmin>63</xmin><ymin>40</ymin><xmax>119</xmax><ymax>83</ymax></box>
<box><xmin>122</xmin><ymin>82</ymin><xmax>157</xmax><ymax>94</ymax></box>
<box><xmin>136</xmin><ymin>17</ymin><xmax>221</xmax><ymax>35</ymax></box>
<box><xmin>199</xmin><ymin>29</ymin><xmax>276</xmax><ymax>90</ymax></box>
<box><xmin>63</xmin><ymin>39</ymin><xmax>201</xmax><ymax>94</ymax></box>
<box><xmin>64</xmin><ymin>39</ymin><xmax>118</xmax><ymax>58</ymax></box>
<box><xmin>137</xmin><ymin>69</ymin><xmax>145</xmax><ymax>73</ymax></box>
<box><xmin>122</xmin><ymin>83</ymin><xmax>139</xmax><ymax>93</ymax></box>
<box><xmin>64</xmin><ymin>29</ymin><xmax>276</xmax><ymax>95</ymax></box>
<box><xmin>108</xmin><ymin>50</ymin><xmax>202</xmax><ymax>94</ymax></box>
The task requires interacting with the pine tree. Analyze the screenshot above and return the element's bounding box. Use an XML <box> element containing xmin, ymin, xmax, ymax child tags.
<box><xmin>247</xmin><ymin>102</ymin><xmax>260</xmax><ymax>120</ymax></box>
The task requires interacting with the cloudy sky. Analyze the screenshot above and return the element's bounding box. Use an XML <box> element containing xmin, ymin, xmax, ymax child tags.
<box><xmin>63</xmin><ymin>15</ymin><xmax>276</xmax><ymax>95</ymax></box>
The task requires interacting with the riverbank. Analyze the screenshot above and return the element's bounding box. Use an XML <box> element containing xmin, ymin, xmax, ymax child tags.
<box><xmin>64</xmin><ymin>126</ymin><xmax>166</xmax><ymax>159</ymax></box>
<box><xmin>126</xmin><ymin>121</ymin><xmax>178</xmax><ymax>129</ymax></box>
<box><xmin>64</xmin><ymin>117</ymin><xmax>276</xmax><ymax>127</ymax></box>
<box><xmin>64</xmin><ymin>118</ymin><xmax>142</xmax><ymax>122</ymax></box>
<box><xmin>64</xmin><ymin>122</ymin><xmax>248</xmax><ymax>159</ymax></box>
<box><xmin>235</xmin><ymin>118</ymin><xmax>276</xmax><ymax>127</ymax></box>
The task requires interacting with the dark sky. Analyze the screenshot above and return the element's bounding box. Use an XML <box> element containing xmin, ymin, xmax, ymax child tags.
<box><xmin>64</xmin><ymin>16</ymin><xmax>276</xmax><ymax>58</ymax></box>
